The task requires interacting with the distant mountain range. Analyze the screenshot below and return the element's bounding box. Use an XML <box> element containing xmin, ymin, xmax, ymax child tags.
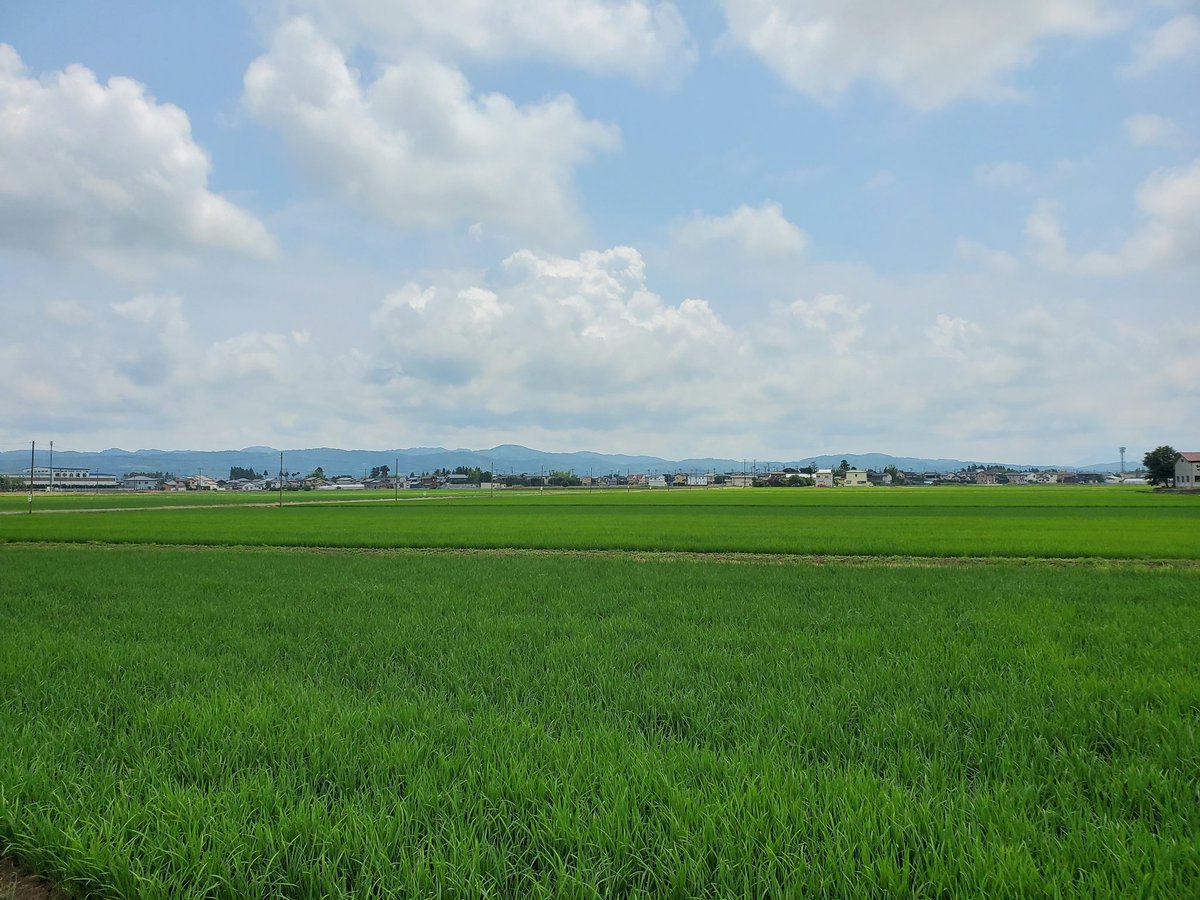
<box><xmin>0</xmin><ymin>445</ymin><xmax>1135</xmax><ymax>478</ymax></box>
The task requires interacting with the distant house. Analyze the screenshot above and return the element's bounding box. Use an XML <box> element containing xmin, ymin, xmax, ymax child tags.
<box><xmin>686</xmin><ymin>474</ymin><xmax>708</xmax><ymax>486</ymax></box>
<box><xmin>814</xmin><ymin>469</ymin><xmax>834</xmax><ymax>488</ymax></box>
<box><xmin>1176</xmin><ymin>452</ymin><xmax>1200</xmax><ymax>488</ymax></box>
<box><xmin>975</xmin><ymin>472</ymin><xmax>998</xmax><ymax>485</ymax></box>
<box><xmin>843</xmin><ymin>468</ymin><xmax>869</xmax><ymax>487</ymax></box>
<box><xmin>120</xmin><ymin>475</ymin><xmax>160</xmax><ymax>491</ymax></box>
<box><xmin>728</xmin><ymin>473</ymin><xmax>754</xmax><ymax>487</ymax></box>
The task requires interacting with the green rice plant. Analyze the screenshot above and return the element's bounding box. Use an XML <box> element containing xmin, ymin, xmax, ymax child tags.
<box><xmin>1</xmin><ymin>545</ymin><xmax>1197</xmax><ymax>896</ymax></box>
<box><xmin>2</xmin><ymin>486</ymin><xmax>1197</xmax><ymax>558</ymax></box>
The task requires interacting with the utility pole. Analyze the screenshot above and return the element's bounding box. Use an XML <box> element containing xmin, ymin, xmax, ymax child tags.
<box><xmin>48</xmin><ymin>440</ymin><xmax>54</xmax><ymax>494</ymax></box>
<box><xmin>395</xmin><ymin>457</ymin><xmax>399</xmax><ymax>502</ymax></box>
<box><xmin>279</xmin><ymin>451</ymin><xmax>284</xmax><ymax>508</ymax></box>
<box><xmin>1119</xmin><ymin>446</ymin><xmax>1127</xmax><ymax>476</ymax></box>
<box><xmin>28</xmin><ymin>440</ymin><xmax>34</xmax><ymax>513</ymax></box>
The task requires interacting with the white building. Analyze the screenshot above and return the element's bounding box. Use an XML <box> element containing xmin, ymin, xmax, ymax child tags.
<box><xmin>843</xmin><ymin>468</ymin><xmax>869</xmax><ymax>487</ymax></box>
<box><xmin>120</xmin><ymin>475</ymin><xmax>160</xmax><ymax>491</ymax></box>
<box><xmin>7</xmin><ymin>467</ymin><xmax>119</xmax><ymax>490</ymax></box>
<box><xmin>814</xmin><ymin>469</ymin><xmax>834</xmax><ymax>488</ymax></box>
<box><xmin>1176</xmin><ymin>452</ymin><xmax>1200</xmax><ymax>488</ymax></box>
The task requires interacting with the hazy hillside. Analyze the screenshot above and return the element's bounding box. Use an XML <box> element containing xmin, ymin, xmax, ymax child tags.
<box><xmin>0</xmin><ymin>445</ymin><xmax>1109</xmax><ymax>479</ymax></box>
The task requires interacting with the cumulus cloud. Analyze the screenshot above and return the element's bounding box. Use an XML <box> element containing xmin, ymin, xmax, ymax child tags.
<box><xmin>204</xmin><ymin>330</ymin><xmax>311</xmax><ymax>382</ymax></box>
<box><xmin>783</xmin><ymin>294</ymin><xmax>868</xmax><ymax>354</ymax></box>
<box><xmin>955</xmin><ymin>237</ymin><xmax>1019</xmax><ymax>273</ymax></box>
<box><xmin>720</xmin><ymin>0</ymin><xmax>1120</xmax><ymax>109</ymax></box>
<box><xmin>2</xmin><ymin>244</ymin><xmax>1195</xmax><ymax>461</ymax></box>
<box><xmin>1123</xmin><ymin>14</ymin><xmax>1200</xmax><ymax>77</ymax></box>
<box><xmin>975</xmin><ymin>161</ymin><xmax>1034</xmax><ymax>189</ymax></box>
<box><xmin>1124</xmin><ymin>113</ymin><xmax>1180</xmax><ymax>147</ymax></box>
<box><xmin>0</xmin><ymin>45</ymin><xmax>277</xmax><ymax>274</ymax></box>
<box><xmin>369</xmin><ymin>247</ymin><xmax>738</xmax><ymax>409</ymax></box>
<box><xmin>671</xmin><ymin>202</ymin><xmax>809</xmax><ymax>257</ymax></box>
<box><xmin>278</xmin><ymin>0</ymin><xmax>696</xmax><ymax>82</ymax></box>
<box><xmin>243</xmin><ymin>19</ymin><xmax>619</xmax><ymax>241</ymax></box>
<box><xmin>1028</xmin><ymin>160</ymin><xmax>1200</xmax><ymax>275</ymax></box>
<box><xmin>927</xmin><ymin>314</ymin><xmax>982</xmax><ymax>360</ymax></box>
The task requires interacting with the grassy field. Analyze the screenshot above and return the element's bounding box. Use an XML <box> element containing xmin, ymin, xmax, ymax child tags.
<box><xmin>2</xmin><ymin>486</ymin><xmax>1198</xmax><ymax>559</ymax></box>
<box><xmin>2</xmin><ymin>487</ymin><xmax>1198</xmax><ymax>897</ymax></box>
<box><xmin>2</xmin><ymin>544</ymin><xmax>1198</xmax><ymax>897</ymax></box>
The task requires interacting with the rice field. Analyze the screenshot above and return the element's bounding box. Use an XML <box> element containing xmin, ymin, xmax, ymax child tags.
<box><xmin>1</xmin><ymin>488</ymin><xmax>1198</xmax><ymax>896</ymax></box>
<box><xmin>2</xmin><ymin>485</ymin><xmax>1198</xmax><ymax>559</ymax></box>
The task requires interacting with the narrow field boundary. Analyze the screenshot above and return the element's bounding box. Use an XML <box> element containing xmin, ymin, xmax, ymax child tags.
<box><xmin>0</xmin><ymin>857</ymin><xmax>67</xmax><ymax>900</ymax></box>
<box><xmin>4</xmin><ymin>540</ymin><xmax>1198</xmax><ymax>570</ymax></box>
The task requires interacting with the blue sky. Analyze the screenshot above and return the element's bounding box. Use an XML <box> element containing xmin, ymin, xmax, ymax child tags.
<box><xmin>1</xmin><ymin>1</ymin><xmax>1197</xmax><ymax>464</ymax></box>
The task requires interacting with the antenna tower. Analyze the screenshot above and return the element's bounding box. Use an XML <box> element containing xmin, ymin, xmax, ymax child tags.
<box><xmin>1119</xmin><ymin>446</ymin><xmax>1126</xmax><ymax>476</ymax></box>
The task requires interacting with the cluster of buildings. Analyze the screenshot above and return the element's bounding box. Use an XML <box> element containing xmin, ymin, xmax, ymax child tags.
<box><xmin>5</xmin><ymin>453</ymin><xmax>1200</xmax><ymax>491</ymax></box>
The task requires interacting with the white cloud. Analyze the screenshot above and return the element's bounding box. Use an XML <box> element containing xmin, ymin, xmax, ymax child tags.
<box><xmin>975</xmin><ymin>161</ymin><xmax>1034</xmax><ymax>189</ymax></box>
<box><xmin>671</xmin><ymin>202</ymin><xmax>809</xmax><ymax>257</ymax></box>
<box><xmin>369</xmin><ymin>247</ymin><xmax>738</xmax><ymax>401</ymax></box>
<box><xmin>278</xmin><ymin>0</ymin><xmax>696</xmax><ymax>82</ymax></box>
<box><xmin>204</xmin><ymin>330</ymin><xmax>312</xmax><ymax>382</ymax></box>
<box><xmin>720</xmin><ymin>0</ymin><xmax>1120</xmax><ymax>109</ymax></box>
<box><xmin>1123</xmin><ymin>14</ymin><xmax>1200</xmax><ymax>77</ymax></box>
<box><xmin>955</xmin><ymin>237</ymin><xmax>1019</xmax><ymax>273</ymax></box>
<box><xmin>862</xmin><ymin>170</ymin><xmax>896</xmax><ymax>191</ymax></box>
<box><xmin>2</xmin><ymin>245</ymin><xmax>1196</xmax><ymax>461</ymax></box>
<box><xmin>926</xmin><ymin>314</ymin><xmax>982</xmax><ymax>361</ymax></box>
<box><xmin>0</xmin><ymin>45</ymin><xmax>277</xmax><ymax>275</ymax></box>
<box><xmin>243</xmin><ymin>19</ymin><xmax>619</xmax><ymax>241</ymax></box>
<box><xmin>1124</xmin><ymin>113</ymin><xmax>1180</xmax><ymax>147</ymax></box>
<box><xmin>783</xmin><ymin>293</ymin><xmax>867</xmax><ymax>353</ymax></box>
<box><xmin>1028</xmin><ymin>159</ymin><xmax>1200</xmax><ymax>274</ymax></box>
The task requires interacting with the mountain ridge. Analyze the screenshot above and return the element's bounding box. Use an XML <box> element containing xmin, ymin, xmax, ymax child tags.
<box><xmin>1</xmin><ymin>446</ymin><xmax>1132</xmax><ymax>477</ymax></box>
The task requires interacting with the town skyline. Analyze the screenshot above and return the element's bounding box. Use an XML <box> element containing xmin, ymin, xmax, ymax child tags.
<box><xmin>2</xmin><ymin>2</ymin><xmax>1197</xmax><ymax>461</ymax></box>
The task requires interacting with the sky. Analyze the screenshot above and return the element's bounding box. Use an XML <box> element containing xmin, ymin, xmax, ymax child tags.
<box><xmin>1</xmin><ymin>1</ymin><xmax>1197</xmax><ymax>465</ymax></box>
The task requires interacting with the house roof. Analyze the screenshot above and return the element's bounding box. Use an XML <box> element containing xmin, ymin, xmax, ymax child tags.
<box><xmin>1179</xmin><ymin>452</ymin><xmax>1200</xmax><ymax>462</ymax></box>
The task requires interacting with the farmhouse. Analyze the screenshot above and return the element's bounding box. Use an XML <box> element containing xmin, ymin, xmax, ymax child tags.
<box><xmin>1176</xmin><ymin>452</ymin><xmax>1200</xmax><ymax>488</ymax></box>
<box><xmin>814</xmin><ymin>469</ymin><xmax>834</xmax><ymax>488</ymax></box>
<box><xmin>120</xmin><ymin>475</ymin><xmax>160</xmax><ymax>491</ymax></box>
<box><xmin>843</xmin><ymin>468</ymin><xmax>869</xmax><ymax>487</ymax></box>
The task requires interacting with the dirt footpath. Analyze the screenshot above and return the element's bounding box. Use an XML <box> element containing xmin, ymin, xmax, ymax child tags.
<box><xmin>0</xmin><ymin>858</ymin><xmax>69</xmax><ymax>899</ymax></box>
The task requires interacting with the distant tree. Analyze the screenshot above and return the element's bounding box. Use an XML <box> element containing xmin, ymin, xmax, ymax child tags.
<box><xmin>307</xmin><ymin>467</ymin><xmax>325</xmax><ymax>480</ymax></box>
<box><xmin>369</xmin><ymin>465</ymin><xmax>390</xmax><ymax>479</ymax></box>
<box><xmin>229</xmin><ymin>466</ymin><xmax>259</xmax><ymax>481</ymax></box>
<box><xmin>1142</xmin><ymin>446</ymin><xmax>1177</xmax><ymax>487</ymax></box>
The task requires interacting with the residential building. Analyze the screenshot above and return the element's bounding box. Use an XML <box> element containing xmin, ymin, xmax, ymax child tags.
<box><xmin>843</xmin><ymin>468</ymin><xmax>869</xmax><ymax>487</ymax></box>
<box><xmin>1176</xmin><ymin>452</ymin><xmax>1200</xmax><ymax>488</ymax></box>
<box><xmin>120</xmin><ymin>475</ymin><xmax>160</xmax><ymax>491</ymax></box>
<box><xmin>814</xmin><ymin>469</ymin><xmax>834</xmax><ymax>488</ymax></box>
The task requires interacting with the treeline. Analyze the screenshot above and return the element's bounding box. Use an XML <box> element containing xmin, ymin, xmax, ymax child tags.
<box><xmin>229</xmin><ymin>466</ymin><xmax>269</xmax><ymax>480</ymax></box>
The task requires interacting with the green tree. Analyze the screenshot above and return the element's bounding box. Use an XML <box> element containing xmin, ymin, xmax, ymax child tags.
<box><xmin>307</xmin><ymin>467</ymin><xmax>325</xmax><ymax>480</ymax></box>
<box><xmin>1142</xmin><ymin>445</ymin><xmax>1177</xmax><ymax>487</ymax></box>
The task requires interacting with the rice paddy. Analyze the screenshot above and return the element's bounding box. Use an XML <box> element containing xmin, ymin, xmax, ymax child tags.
<box><xmin>1</xmin><ymin>487</ymin><xmax>1197</xmax><ymax>896</ymax></box>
